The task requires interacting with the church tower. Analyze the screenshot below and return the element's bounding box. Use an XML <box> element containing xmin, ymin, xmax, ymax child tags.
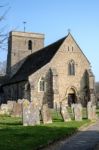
<box><xmin>6</xmin><ymin>31</ymin><xmax>44</xmax><ymax>76</ymax></box>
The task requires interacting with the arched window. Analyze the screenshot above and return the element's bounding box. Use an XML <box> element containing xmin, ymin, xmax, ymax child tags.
<box><xmin>28</xmin><ymin>40</ymin><xmax>32</xmax><ymax>50</ymax></box>
<box><xmin>38</xmin><ymin>77</ymin><xmax>45</xmax><ymax>92</ymax></box>
<box><xmin>68</xmin><ymin>60</ymin><xmax>75</xmax><ymax>75</ymax></box>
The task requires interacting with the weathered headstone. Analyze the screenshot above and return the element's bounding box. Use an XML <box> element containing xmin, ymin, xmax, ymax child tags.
<box><xmin>71</xmin><ymin>103</ymin><xmax>75</xmax><ymax>113</ymax></box>
<box><xmin>17</xmin><ymin>99</ymin><xmax>24</xmax><ymax>104</ymax></box>
<box><xmin>54</xmin><ymin>102</ymin><xmax>61</xmax><ymax>112</ymax></box>
<box><xmin>11</xmin><ymin>102</ymin><xmax>22</xmax><ymax>117</ymax></box>
<box><xmin>7</xmin><ymin>101</ymin><xmax>16</xmax><ymax>115</ymax></box>
<box><xmin>92</xmin><ymin>105</ymin><xmax>96</xmax><ymax>119</ymax></box>
<box><xmin>0</xmin><ymin>104</ymin><xmax>9</xmax><ymax>115</ymax></box>
<box><xmin>90</xmin><ymin>93</ymin><xmax>96</xmax><ymax>105</ymax></box>
<box><xmin>60</xmin><ymin>104</ymin><xmax>71</xmax><ymax>122</ymax></box>
<box><xmin>87</xmin><ymin>102</ymin><xmax>92</xmax><ymax>120</ymax></box>
<box><xmin>87</xmin><ymin>101</ymin><xmax>96</xmax><ymax>120</ymax></box>
<box><xmin>41</xmin><ymin>104</ymin><xmax>52</xmax><ymax>124</ymax></box>
<box><xmin>74</xmin><ymin>104</ymin><xmax>82</xmax><ymax>121</ymax></box>
<box><xmin>22</xmin><ymin>100</ymin><xmax>40</xmax><ymax>126</ymax></box>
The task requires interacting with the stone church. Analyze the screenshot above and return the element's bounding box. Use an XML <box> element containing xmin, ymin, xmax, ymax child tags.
<box><xmin>0</xmin><ymin>31</ymin><xmax>96</xmax><ymax>108</ymax></box>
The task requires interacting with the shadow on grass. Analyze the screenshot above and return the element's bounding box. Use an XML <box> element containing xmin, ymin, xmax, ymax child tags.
<box><xmin>53</xmin><ymin>118</ymin><xmax>63</xmax><ymax>122</ymax></box>
<box><xmin>0</xmin><ymin>122</ymin><xmax>22</xmax><ymax>126</ymax></box>
<box><xmin>0</xmin><ymin>114</ymin><xmax>91</xmax><ymax>150</ymax></box>
<box><xmin>1</xmin><ymin>124</ymin><xmax>99</xmax><ymax>150</ymax></box>
<box><xmin>0</xmin><ymin>125</ymin><xmax>78</xmax><ymax>150</ymax></box>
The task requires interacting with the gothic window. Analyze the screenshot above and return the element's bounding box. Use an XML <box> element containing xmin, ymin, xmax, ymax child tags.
<box><xmin>38</xmin><ymin>77</ymin><xmax>45</xmax><ymax>92</ymax></box>
<box><xmin>68</xmin><ymin>60</ymin><xmax>75</xmax><ymax>75</ymax></box>
<box><xmin>28</xmin><ymin>40</ymin><xmax>32</xmax><ymax>50</ymax></box>
<box><xmin>72</xmin><ymin>46</ymin><xmax>73</xmax><ymax>51</ymax></box>
<box><xmin>68</xmin><ymin>46</ymin><xmax>69</xmax><ymax>51</ymax></box>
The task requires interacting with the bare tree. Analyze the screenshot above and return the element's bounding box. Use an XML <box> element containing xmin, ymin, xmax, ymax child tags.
<box><xmin>0</xmin><ymin>60</ymin><xmax>6</xmax><ymax>75</ymax></box>
<box><xmin>0</xmin><ymin>3</ymin><xmax>10</xmax><ymax>51</ymax></box>
<box><xmin>0</xmin><ymin>3</ymin><xmax>10</xmax><ymax>75</ymax></box>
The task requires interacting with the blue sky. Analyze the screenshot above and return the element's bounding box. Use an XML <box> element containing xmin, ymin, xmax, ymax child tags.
<box><xmin>0</xmin><ymin>0</ymin><xmax>99</xmax><ymax>81</ymax></box>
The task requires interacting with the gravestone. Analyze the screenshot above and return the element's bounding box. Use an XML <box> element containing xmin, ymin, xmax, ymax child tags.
<box><xmin>87</xmin><ymin>102</ymin><xmax>96</xmax><ymax>120</ymax></box>
<box><xmin>11</xmin><ymin>102</ymin><xmax>22</xmax><ymax>117</ymax></box>
<box><xmin>54</xmin><ymin>102</ymin><xmax>61</xmax><ymax>112</ymax></box>
<box><xmin>90</xmin><ymin>93</ymin><xmax>96</xmax><ymax>105</ymax></box>
<box><xmin>60</xmin><ymin>103</ymin><xmax>71</xmax><ymax>122</ymax></box>
<box><xmin>17</xmin><ymin>99</ymin><xmax>24</xmax><ymax>104</ymax></box>
<box><xmin>0</xmin><ymin>104</ymin><xmax>9</xmax><ymax>115</ymax></box>
<box><xmin>7</xmin><ymin>101</ymin><xmax>16</xmax><ymax>115</ymax></box>
<box><xmin>71</xmin><ymin>104</ymin><xmax>75</xmax><ymax>113</ymax></box>
<box><xmin>22</xmin><ymin>100</ymin><xmax>40</xmax><ymax>126</ymax></box>
<box><xmin>92</xmin><ymin>105</ymin><xmax>96</xmax><ymax>119</ymax></box>
<box><xmin>74</xmin><ymin>104</ymin><xmax>82</xmax><ymax>121</ymax></box>
<box><xmin>41</xmin><ymin>104</ymin><xmax>52</xmax><ymax>124</ymax></box>
<box><xmin>87</xmin><ymin>102</ymin><xmax>92</xmax><ymax>120</ymax></box>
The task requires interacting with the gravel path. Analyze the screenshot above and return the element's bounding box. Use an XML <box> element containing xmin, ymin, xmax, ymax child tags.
<box><xmin>42</xmin><ymin>121</ymin><xmax>99</xmax><ymax>150</ymax></box>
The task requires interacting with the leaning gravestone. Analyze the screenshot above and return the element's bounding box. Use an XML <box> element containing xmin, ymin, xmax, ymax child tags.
<box><xmin>60</xmin><ymin>103</ymin><xmax>71</xmax><ymax>122</ymax></box>
<box><xmin>41</xmin><ymin>104</ymin><xmax>52</xmax><ymax>124</ymax></box>
<box><xmin>87</xmin><ymin>102</ymin><xmax>96</xmax><ymax>120</ymax></box>
<box><xmin>74</xmin><ymin>104</ymin><xmax>82</xmax><ymax>121</ymax></box>
<box><xmin>22</xmin><ymin>100</ymin><xmax>40</xmax><ymax>126</ymax></box>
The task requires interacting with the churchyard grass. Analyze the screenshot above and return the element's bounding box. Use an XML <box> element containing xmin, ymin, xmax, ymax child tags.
<box><xmin>96</xmin><ymin>108</ymin><xmax>99</xmax><ymax>118</ymax></box>
<box><xmin>0</xmin><ymin>113</ymin><xmax>90</xmax><ymax>150</ymax></box>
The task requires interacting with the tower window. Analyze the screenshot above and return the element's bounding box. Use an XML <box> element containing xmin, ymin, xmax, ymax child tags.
<box><xmin>68</xmin><ymin>60</ymin><xmax>75</xmax><ymax>75</ymax></box>
<box><xmin>28</xmin><ymin>40</ymin><xmax>32</xmax><ymax>50</ymax></box>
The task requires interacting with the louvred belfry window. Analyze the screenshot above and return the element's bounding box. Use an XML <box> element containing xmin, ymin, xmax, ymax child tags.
<box><xmin>28</xmin><ymin>40</ymin><xmax>32</xmax><ymax>50</ymax></box>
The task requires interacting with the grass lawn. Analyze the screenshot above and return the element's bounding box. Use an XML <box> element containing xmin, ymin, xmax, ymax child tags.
<box><xmin>96</xmin><ymin>108</ymin><xmax>99</xmax><ymax>116</ymax></box>
<box><xmin>0</xmin><ymin>111</ymin><xmax>90</xmax><ymax>150</ymax></box>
